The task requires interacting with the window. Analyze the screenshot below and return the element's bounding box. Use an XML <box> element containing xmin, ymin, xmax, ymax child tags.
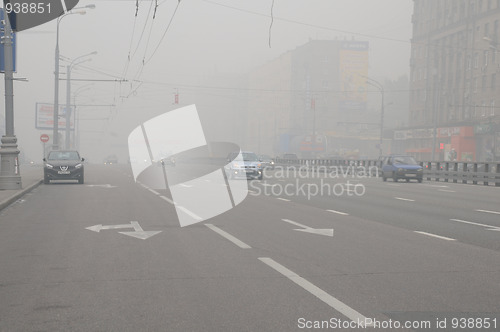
<box><xmin>492</xmin><ymin>73</ymin><xmax>496</xmax><ymax>89</ymax></box>
<box><xmin>482</xmin><ymin>75</ymin><xmax>487</xmax><ymax>91</ymax></box>
<box><xmin>474</xmin><ymin>52</ymin><xmax>479</xmax><ymax>68</ymax></box>
<box><xmin>491</xmin><ymin>100</ymin><xmax>496</xmax><ymax>115</ymax></box>
<box><xmin>474</xmin><ymin>78</ymin><xmax>478</xmax><ymax>92</ymax></box>
<box><xmin>484</xmin><ymin>50</ymin><xmax>489</xmax><ymax>67</ymax></box>
<box><xmin>466</xmin><ymin>55</ymin><xmax>472</xmax><ymax>70</ymax></box>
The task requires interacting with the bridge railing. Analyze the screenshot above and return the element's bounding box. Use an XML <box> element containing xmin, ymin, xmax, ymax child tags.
<box><xmin>273</xmin><ymin>158</ymin><xmax>500</xmax><ymax>186</ymax></box>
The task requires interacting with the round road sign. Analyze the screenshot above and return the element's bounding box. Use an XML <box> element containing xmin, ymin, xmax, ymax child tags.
<box><xmin>40</xmin><ymin>134</ymin><xmax>49</xmax><ymax>143</ymax></box>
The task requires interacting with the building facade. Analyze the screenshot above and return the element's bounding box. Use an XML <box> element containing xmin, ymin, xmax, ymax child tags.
<box><xmin>245</xmin><ymin>39</ymin><xmax>374</xmax><ymax>158</ymax></box>
<box><xmin>406</xmin><ymin>0</ymin><xmax>500</xmax><ymax>161</ymax></box>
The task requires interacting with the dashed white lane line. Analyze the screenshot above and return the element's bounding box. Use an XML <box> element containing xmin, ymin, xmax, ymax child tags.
<box><xmin>394</xmin><ymin>197</ymin><xmax>415</xmax><ymax>202</ymax></box>
<box><xmin>414</xmin><ymin>231</ymin><xmax>456</xmax><ymax>241</ymax></box>
<box><xmin>277</xmin><ymin>198</ymin><xmax>291</xmax><ymax>202</ymax></box>
<box><xmin>258</xmin><ymin>257</ymin><xmax>373</xmax><ymax>327</ymax></box>
<box><xmin>476</xmin><ymin>209</ymin><xmax>500</xmax><ymax>215</ymax></box>
<box><xmin>205</xmin><ymin>224</ymin><xmax>251</xmax><ymax>249</ymax></box>
<box><xmin>438</xmin><ymin>189</ymin><xmax>456</xmax><ymax>193</ymax></box>
<box><xmin>179</xmin><ymin>184</ymin><xmax>193</xmax><ymax>188</ymax></box>
<box><xmin>326</xmin><ymin>209</ymin><xmax>349</xmax><ymax>216</ymax></box>
<box><xmin>450</xmin><ymin>218</ymin><xmax>500</xmax><ymax>231</ymax></box>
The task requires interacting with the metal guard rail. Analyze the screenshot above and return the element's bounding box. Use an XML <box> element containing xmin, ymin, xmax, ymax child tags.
<box><xmin>274</xmin><ymin>159</ymin><xmax>500</xmax><ymax>186</ymax></box>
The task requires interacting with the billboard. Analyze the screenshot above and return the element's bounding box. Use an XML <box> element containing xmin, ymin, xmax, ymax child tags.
<box><xmin>35</xmin><ymin>103</ymin><xmax>74</xmax><ymax>130</ymax></box>
<box><xmin>339</xmin><ymin>41</ymin><xmax>369</xmax><ymax>112</ymax></box>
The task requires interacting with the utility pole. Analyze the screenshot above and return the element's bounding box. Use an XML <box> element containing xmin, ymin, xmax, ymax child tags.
<box><xmin>0</xmin><ymin>10</ymin><xmax>21</xmax><ymax>189</ymax></box>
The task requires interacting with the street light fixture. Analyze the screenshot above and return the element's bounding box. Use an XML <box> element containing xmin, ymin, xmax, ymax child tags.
<box><xmin>52</xmin><ymin>5</ymin><xmax>95</xmax><ymax>151</ymax></box>
<box><xmin>65</xmin><ymin>51</ymin><xmax>97</xmax><ymax>149</ymax></box>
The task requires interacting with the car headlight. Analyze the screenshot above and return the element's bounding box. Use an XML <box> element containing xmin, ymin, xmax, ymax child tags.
<box><xmin>417</xmin><ymin>168</ymin><xmax>423</xmax><ymax>172</ymax></box>
<box><xmin>45</xmin><ymin>163</ymin><xmax>53</xmax><ymax>169</ymax></box>
<box><xmin>270</xmin><ymin>161</ymin><xmax>274</xmax><ymax>165</ymax></box>
<box><xmin>75</xmin><ymin>163</ymin><xmax>82</xmax><ymax>169</ymax></box>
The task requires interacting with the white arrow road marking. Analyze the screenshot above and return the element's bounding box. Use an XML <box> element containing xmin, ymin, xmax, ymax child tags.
<box><xmin>86</xmin><ymin>221</ymin><xmax>161</xmax><ymax>240</ymax></box>
<box><xmin>450</xmin><ymin>219</ymin><xmax>500</xmax><ymax>231</ymax></box>
<box><xmin>86</xmin><ymin>184</ymin><xmax>117</xmax><ymax>188</ymax></box>
<box><xmin>281</xmin><ymin>219</ymin><xmax>334</xmax><ymax>237</ymax></box>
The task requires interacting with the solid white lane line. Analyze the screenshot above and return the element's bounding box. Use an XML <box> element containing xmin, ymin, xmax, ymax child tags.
<box><xmin>327</xmin><ymin>209</ymin><xmax>349</xmax><ymax>216</ymax></box>
<box><xmin>414</xmin><ymin>231</ymin><xmax>455</xmax><ymax>241</ymax></box>
<box><xmin>205</xmin><ymin>224</ymin><xmax>251</xmax><ymax>249</ymax></box>
<box><xmin>178</xmin><ymin>206</ymin><xmax>203</xmax><ymax>221</ymax></box>
<box><xmin>394</xmin><ymin>197</ymin><xmax>415</xmax><ymax>202</ymax></box>
<box><xmin>277</xmin><ymin>198</ymin><xmax>290</xmax><ymax>202</ymax></box>
<box><xmin>160</xmin><ymin>196</ymin><xmax>175</xmax><ymax>205</ymax></box>
<box><xmin>450</xmin><ymin>218</ymin><xmax>500</xmax><ymax>230</ymax></box>
<box><xmin>476</xmin><ymin>209</ymin><xmax>500</xmax><ymax>215</ymax></box>
<box><xmin>148</xmin><ymin>188</ymin><xmax>160</xmax><ymax>195</ymax></box>
<box><xmin>258</xmin><ymin>257</ymin><xmax>373</xmax><ymax>327</ymax></box>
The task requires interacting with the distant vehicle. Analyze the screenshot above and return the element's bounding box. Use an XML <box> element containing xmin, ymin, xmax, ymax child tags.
<box><xmin>226</xmin><ymin>151</ymin><xmax>263</xmax><ymax>180</ymax></box>
<box><xmin>158</xmin><ymin>156</ymin><xmax>176</xmax><ymax>167</ymax></box>
<box><xmin>282</xmin><ymin>153</ymin><xmax>299</xmax><ymax>164</ymax></box>
<box><xmin>282</xmin><ymin>153</ymin><xmax>298</xmax><ymax>160</ymax></box>
<box><xmin>258</xmin><ymin>154</ymin><xmax>275</xmax><ymax>169</ymax></box>
<box><xmin>43</xmin><ymin>150</ymin><xmax>85</xmax><ymax>184</ymax></box>
<box><xmin>103</xmin><ymin>155</ymin><xmax>118</xmax><ymax>165</ymax></box>
<box><xmin>381</xmin><ymin>155</ymin><xmax>423</xmax><ymax>183</ymax></box>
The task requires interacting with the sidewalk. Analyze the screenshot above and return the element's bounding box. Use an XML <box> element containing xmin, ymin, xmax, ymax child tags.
<box><xmin>0</xmin><ymin>165</ymin><xmax>43</xmax><ymax>210</ymax></box>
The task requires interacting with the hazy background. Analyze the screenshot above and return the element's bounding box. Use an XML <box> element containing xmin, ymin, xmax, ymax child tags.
<box><xmin>1</xmin><ymin>0</ymin><xmax>413</xmax><ymax>163</ymax></box>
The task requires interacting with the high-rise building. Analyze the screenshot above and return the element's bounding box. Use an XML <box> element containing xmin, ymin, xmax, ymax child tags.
<box><xmin>404</xmin><ymin>0</ymin><xmax>500</xmax><ymax>161</ymax></box>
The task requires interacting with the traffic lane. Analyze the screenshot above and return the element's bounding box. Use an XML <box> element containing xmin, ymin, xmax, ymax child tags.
<box><xmin>0</xmin><ymin>165</ymin><xmax>355</xmax><ymax>332</ymax></box>
<box><xmin>250</xmin><ymin>176</ymin><xmax>500</xmax><ymax>251</ymax></box>
<box><xmin>209</xmin><ymin>192</ymin><xmax>500</xmax><ymax>321</ymax></box>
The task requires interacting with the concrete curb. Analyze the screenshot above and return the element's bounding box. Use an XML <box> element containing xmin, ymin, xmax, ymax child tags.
<box><xmin>0</xmin><ymin>179</ymin><xmax>43</xmax><ymax>211</ymax></box>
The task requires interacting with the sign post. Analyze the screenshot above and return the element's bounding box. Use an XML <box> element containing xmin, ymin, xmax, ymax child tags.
<box><xmin>40</xmin><ymin>134</ymin><xmax>49</xmax><ymax>160</ymax></box>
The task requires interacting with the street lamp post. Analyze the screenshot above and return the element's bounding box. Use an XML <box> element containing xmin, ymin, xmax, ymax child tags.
<box><xmin>65</xmin><ymin>52</ymin><xmax>97</xmax><ymax>149</ymax></box>
<box><xmin>363</xmin><ymin>76</ymin><xmax>385</xmax><ymax>157</ymax></box>
<box><xmin>52</xmin><ymin>5</ymin><xmax>95</xmax><ymax>151</ymax></box>
<box><xmin>0</xmin><ymin>11</ymin><xmax>21</xmax><ymax>189</ymax></box>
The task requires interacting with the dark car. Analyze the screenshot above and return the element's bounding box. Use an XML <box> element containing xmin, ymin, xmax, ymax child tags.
<box><xmin>258</xmin><ymin>154</ymin><xmax>275</xmax><ymax>169</ymax></box>
<box><xmin>226</xmin><ymin>151</ymin><xmax>263</xmax><ymax>180</ymax></box>
<box><xmin>381</xmin><ymin>155</ymin><xmax>423</xmax><ymax>183</ymax></box>
<box><xmin>44</xmin><ymin>150</ymin><xmax>85</xmax><ymax>184</ymax></box>
<box><xmin>103</xmin><ymin>154</ymin><xmax>118</xmax><ymax>165</ymax></box>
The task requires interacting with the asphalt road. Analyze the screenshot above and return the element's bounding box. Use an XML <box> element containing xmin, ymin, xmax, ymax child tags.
<box><xmin>0</xmin><ymin>164</ymin><xmax>499</xmax><ymax>331</ymax></box>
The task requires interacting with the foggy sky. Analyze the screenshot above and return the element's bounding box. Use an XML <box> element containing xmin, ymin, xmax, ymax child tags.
<box><xmin>1</xmin><ymin>0</ymin><xmax>413</xmax><ymax>162</ymax></box>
